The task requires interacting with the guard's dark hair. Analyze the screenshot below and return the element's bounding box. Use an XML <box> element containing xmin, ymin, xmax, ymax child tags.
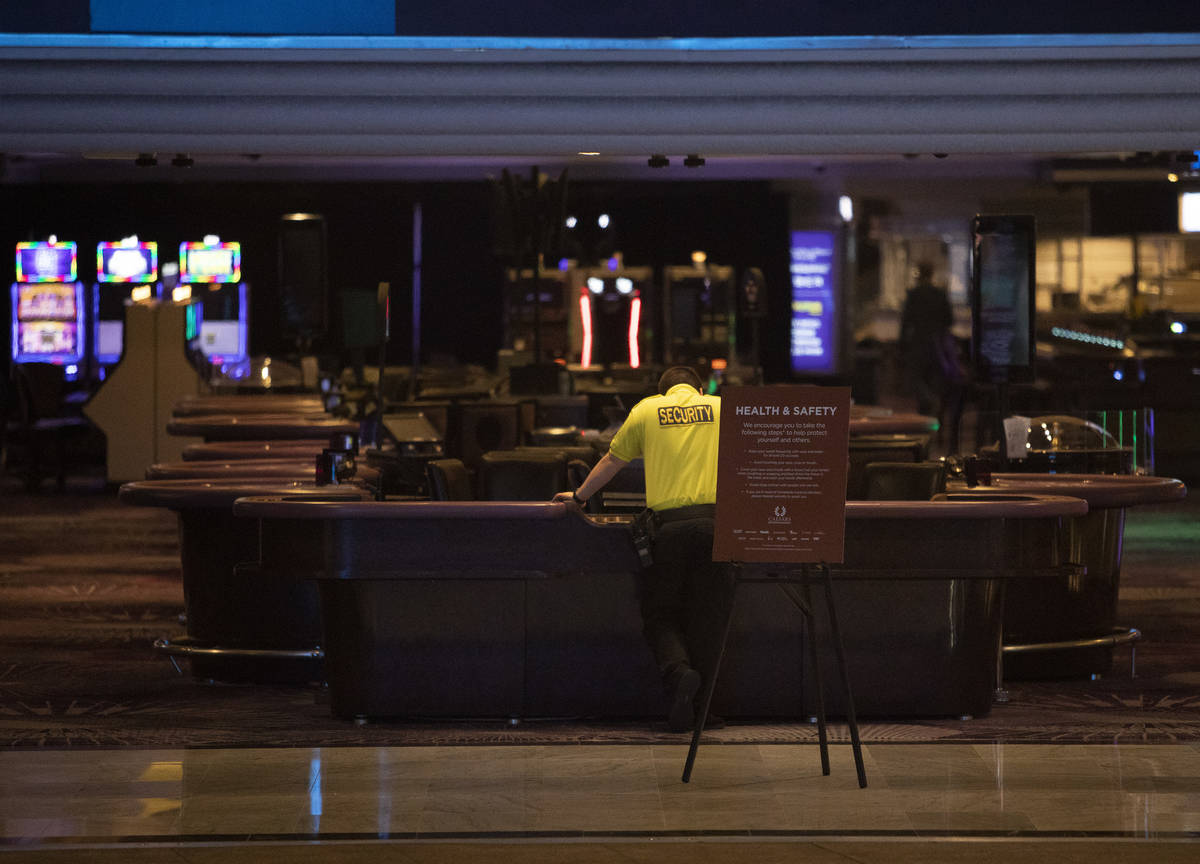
<box><xmin>658</xmin><ymin>366</ymin><xmax>704</xmax><ymax>394</ymax></box>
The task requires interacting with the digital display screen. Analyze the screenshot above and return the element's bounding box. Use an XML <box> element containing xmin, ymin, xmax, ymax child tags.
<box><xmin>96</xmin><ymin>320</ymin><xmax>124</xmax><ymax>362</ymax></box>
<box><xmin>16</xmin><ymin>242</ymin><xmax>77</xmax><ymax>283</ymax></box>
<box><xmin>180</xmin><ymin>241</ymin><xmax>241</xmax><ymax>283</ymax></box>
<box><xmin>18</xmin><ymin>283</ymin><xmax>78</xmax><ymax>320</ymax></box>
<box><xmin>97</xmin><ymin>242</ymin><xmax>158</xmax><ymax>283</ymax></box>
<box><xmin>1181</xmin><ymin>192</ymin><xmax>1200</xmax><ymax>233</ymax></box>
<box><xmin>19</xmin><ymin>321</ymin><xmax>78</xmax><ymax>356</ymax></box>
<box><xmin>199</xmin><ymin>321</ymin><xmax>243</xmax><ymax>357</ymax></box>
<box><xmin>789</xmin><ymin>230</ymin><xmax>838</xmax><ymax>375</ymax></box>
<box><xmin>971</xmin><ymin>215</ymin><xmax>1036</xmax><ymax>381</ymax></box>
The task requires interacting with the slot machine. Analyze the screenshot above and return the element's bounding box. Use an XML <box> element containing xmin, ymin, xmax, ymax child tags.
<box><xmin>502</xmin><ymin>264</ymin><xmax>571</xmax><ymax>363</ymax></box>
<box><xmin>181</xmin><ymin>237</ymin><xmax>249</xmax><ymax>379</ymax></box>
<box><xmin>662</xmin><ymin>260</ymin><xmax>736</xmax><ymax>370</ymax></box>
<box><xmin>11</xmin><ymin>239</ymin><xmax>85</xmax><ymax>380</ymax></box>
<box><xmin>572</xmin><ymin>264</ymin><xmax>652</xmax><ymax>370</ymax></box>
<box><xmin>93</xmin><ymin>237</ymin><xmax>159</xmax><ymax>378</ymax></box>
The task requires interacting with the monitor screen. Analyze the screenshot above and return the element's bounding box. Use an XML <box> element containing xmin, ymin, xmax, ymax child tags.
<box><xmin>199</xmin><ymin>320</ymin><xmax>243</xmax><ymax>358</ymax></box>
<box><xmin>180</xmin><ymin>241</ymin><xmax>241</xmax><ymax>283</ymax></box>
<box><xmin>17</xmin><ymin>283</ymin><xmax>78</xmax><ymax>321</ymax></box>
<box><xmin>971</xmin><ymin>214</ymin><xmax>1036</xmax><ymax>381</ymax></box>
<box><xmin>1181</xmin><ymin>192</ymin><xmax>1200</xmax><ymax>233</ymax></box>
<box><xmin>789</xmin><ymin>230</ymin><xmax>838</xmax><ymax>375</ymax></box>
<box><xmin>96</xmin><ymin>320</ymin><xmax>123</xmax><ymax>362</ymax></box>
<box><xmin>16</xmin><ymin>242</ymin><xmax>77</xmax><ymax>283</ymax></box>
<box><xmin>97</xmin><ymin>242</ymin><xmax>158</xmax><ymax>283</ymax></box>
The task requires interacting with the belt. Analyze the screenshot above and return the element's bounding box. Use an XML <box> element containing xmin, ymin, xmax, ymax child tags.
<box><xmin>654</xmin><ymin>503</ymin><xmax>716</xmax><ymax>523</ymax></box>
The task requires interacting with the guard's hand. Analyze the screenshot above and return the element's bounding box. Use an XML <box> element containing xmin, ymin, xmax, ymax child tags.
<box><xmin>552</xmin><ymin>491</ymin><xmax>579</xmax><ymax>506</ymax></box>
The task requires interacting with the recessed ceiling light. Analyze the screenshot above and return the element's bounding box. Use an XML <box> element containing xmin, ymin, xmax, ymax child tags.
<box><xmin>578</xmin><ymin>151</ymin><xmax>601</xmax><ymax>157</ymax></box>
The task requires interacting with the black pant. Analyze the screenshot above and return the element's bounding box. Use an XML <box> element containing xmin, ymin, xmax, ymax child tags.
<box><xmin>638</xmin><ymin>516</ymin><xmax>735</xmax><ymax>694</ymax></box>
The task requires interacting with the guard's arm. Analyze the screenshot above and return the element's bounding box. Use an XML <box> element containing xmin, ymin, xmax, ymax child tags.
<box><xmin>553</xmin><ymin>451</ymin><xmax>629</xmax><ymax>505</ymax></box>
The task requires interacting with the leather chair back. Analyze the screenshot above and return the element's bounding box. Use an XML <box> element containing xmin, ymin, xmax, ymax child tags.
<box><xmin>426</xmin><ymin>458</ymin><xmax>474</xmax><ymax>501</ymax></box>
<box><xmin>478</xmin><ymin>449</ymin><xmax>567</xmax><ymax>501</ymax></box>
<box><xmin>861</xmin><ymin>460</ymin><xmax>947</xmax><ymax>501</ymax></box>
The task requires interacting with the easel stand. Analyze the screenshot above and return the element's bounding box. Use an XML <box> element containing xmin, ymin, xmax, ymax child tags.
<box><xmin>682</xmin><ymin>562</ymin><xmax>868</xmax><ymax>788</ymax></box>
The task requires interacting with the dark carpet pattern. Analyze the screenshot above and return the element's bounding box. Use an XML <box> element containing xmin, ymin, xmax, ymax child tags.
<box><xmin>2</xmin><ymin>482</ymin><xmax>1198</xmax><ymax>749</ymax></box>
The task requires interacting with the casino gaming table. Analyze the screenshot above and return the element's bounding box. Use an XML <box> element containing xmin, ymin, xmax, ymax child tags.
<box><xmin>119</xmin><ymin>479</ymin><xmax>370</xmax><ymax>683</ymax></box>
<box><xmin>171</xmin><ymin>394</ymin><xmax>328</xmax><ymax>417</ymax></box>
<box><xmin>166</xmin><ymin>413</ymin><xmax>359</xmax><ymax>442</ymax></box>
<box><xmin>146</xmin><ymin>458</ymin><xmax>319</xmax><ymax>480</ymax></box>
<box><xmin>182</xmin><ymin>440</ymin><xmax>336</xmax><ymax>461</ymax></box>
<box><xmin>949</xmin><ymin>473</ymin><xmax>1187</xmax><ymax>679</ymax></box>
<box><xmin>848</xmin><ymin>409</ymin><xmax>939</xmax><ymax>436</ymax></box>
<box><xmin>231</xmin><ymin>493</ymin><xmax>1086</xmax><ymax>721</ymax></box>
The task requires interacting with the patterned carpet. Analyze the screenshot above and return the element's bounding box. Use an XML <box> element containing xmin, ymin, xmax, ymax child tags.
<box><xmin>1</xmin><ymin>477</ymin><xmax>1198</xmax><ymax>749</ymax></box>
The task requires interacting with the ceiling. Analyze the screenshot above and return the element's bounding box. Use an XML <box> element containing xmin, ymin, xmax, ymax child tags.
<box><xmin>2</xmin><ymin>32</ymin><xmax>1199</xmax><ymax>184</ymax></box>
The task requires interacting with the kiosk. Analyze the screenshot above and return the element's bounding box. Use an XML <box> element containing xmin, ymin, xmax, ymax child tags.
<box><xmin>84</xmin><ymin>280</ymin><xmax>207</xmax><ymax>483</ymax></box>
<box><xmin>11</xmin><ymin>240</ymin><xmax>85</xmax><ymax>380</ymax></box>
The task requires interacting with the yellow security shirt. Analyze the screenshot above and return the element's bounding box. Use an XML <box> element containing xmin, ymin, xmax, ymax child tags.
<box><xmin>608</xmin><ymin>383</ymin><xmax>721</xmax><ymax>511</ymax></box>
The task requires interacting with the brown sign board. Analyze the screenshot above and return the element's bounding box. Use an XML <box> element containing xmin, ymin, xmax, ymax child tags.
<box><xmin>713</xmin><ymin>385</ymin><xmax>851</xmax><ymax>564</ymax></box>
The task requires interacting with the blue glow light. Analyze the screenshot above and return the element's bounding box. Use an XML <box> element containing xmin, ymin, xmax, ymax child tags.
<box><xmin>1170</xmin><ymin>321</ymin><xmax>1187</xmax><ymax>334</ymax></box>
<box><xmin>1112</xmin><ymin>369</ymin><xmax>1124</xmax><ymax>381</ymax></box>
<box><xmin>1050</xmin><ymin>326</ymin><xmax>1125</xmax><ymax>350</ymax></box>
<box><xmin>309</xmin><ymin>752</ymin><xmax>323</xmax><ymax>823</ymax></box>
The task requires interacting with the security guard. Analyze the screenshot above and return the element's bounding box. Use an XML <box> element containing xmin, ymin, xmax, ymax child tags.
<box><xmin>554</xmin><ymin>366</ymin><xmax>733</xmax><ymax>732</ymax></box>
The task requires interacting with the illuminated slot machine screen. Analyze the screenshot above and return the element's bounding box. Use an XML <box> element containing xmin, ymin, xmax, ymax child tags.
<box><xmin>12</xmin><ymin>242</ymin><xmax>85</xmax><ymax>366</ymax></box>
<box><xmin>181</xmin><ymin>241</ymin><xmax>248</xmax><ymax>365</ymax></box>
<box><xmin>21</xmin><ymin>320</ymin><xmax>78</xmax><ymax>355</ymax></box>
<box><xmin>12</xmin><ymin>282</ymin><xmax>85</xmax><ymax>364</ymax></box>
<box><xmin>180</xmin><ymin>240</ymin><xmax>240</xmax><ymax>284</ymax></box>
<box><xmin>18</xmin><ymin>282</ymin><xmax>77</xmax><ymax>320</ymax></box>
<box><xmin>97</xmin><ymin>241</ymin><xmax>158</xmax><ymax>284</ymax></box>
<box><xmin>16</xmin><ymin>241</ymin><xmax>77</xmax><ymax>283</ymax></box>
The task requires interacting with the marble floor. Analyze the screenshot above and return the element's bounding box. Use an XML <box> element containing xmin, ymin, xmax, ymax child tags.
<box><xmin>2</xmin><ymin>741</ymin><xmax>1199</xmax><ymax>861</ymax></box>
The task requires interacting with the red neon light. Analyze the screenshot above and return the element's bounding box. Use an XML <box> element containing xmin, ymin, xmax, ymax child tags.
<box><xmin>579</xmin><ymin>291</ymin><xmax>593</xmax><ymax>368</ymax></box>
<box><xmin>628</xmin><ymin>296</ymin><xmax>641</xmax><ymax>368</ymax></box>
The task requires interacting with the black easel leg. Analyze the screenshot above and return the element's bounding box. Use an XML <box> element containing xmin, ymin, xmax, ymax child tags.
<box><xmin>799</xmin><ymin>568</ymin><xmax>831</xmax><ymax>776</ymax></box>
<box><xmin>821</xmin><ymin>566</ymin><xmax>867</xmax><ymax>788</ymax></box>
<box><xmin>682</xmin><ymin>569</ymin><xmax>739</xmax><ymax>784</ymax></box>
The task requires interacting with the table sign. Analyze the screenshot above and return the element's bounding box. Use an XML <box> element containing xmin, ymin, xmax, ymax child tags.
<box><xmin>713</xmin><ymin>384</ymin><xmax>851</xmax><ymax>564</ymax></box>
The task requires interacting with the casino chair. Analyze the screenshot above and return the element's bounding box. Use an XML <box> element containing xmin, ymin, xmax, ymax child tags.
<box><xmin>425</xmin><ymin>458</ymin><xmax>474</xmax><ymax>501</ymax></box>
<box><xmin>566</xmin><ymin>456</ymin><xmax>646</xmax><ymax>514</ymax></box>
<box><xmin>478</xmin><ymin>449</ymin><xmax>567</xmax><ymax>501</ymax></box>
<box><xmin>533</xmin><ymin>394</ymin><xmax>590</xmax><ymax>429</ymax></box>
<box><xmin>446</xmin><ymin>401</ymin><xmax>522</xmax><ymax>472</ymax></box>
<box><xmin>861</xmin><ymin>460</ymin><xmax>947</xmax><ymax>501</ymax></box>
<box><xmin>4</xmin><ymin>363</ymin><xmax>90</xmax><ymax>492</ymax></box>
<box><xmin>845</xmin><ymin>434</ymin><xmax>929</xmax><ymax>499</ymax></box>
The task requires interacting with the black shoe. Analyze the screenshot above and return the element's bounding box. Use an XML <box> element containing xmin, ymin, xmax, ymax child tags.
<box><xmin>667</xmin><ymin>668</ymin><xmax>701</xmax><ymax>732</ymax></box>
